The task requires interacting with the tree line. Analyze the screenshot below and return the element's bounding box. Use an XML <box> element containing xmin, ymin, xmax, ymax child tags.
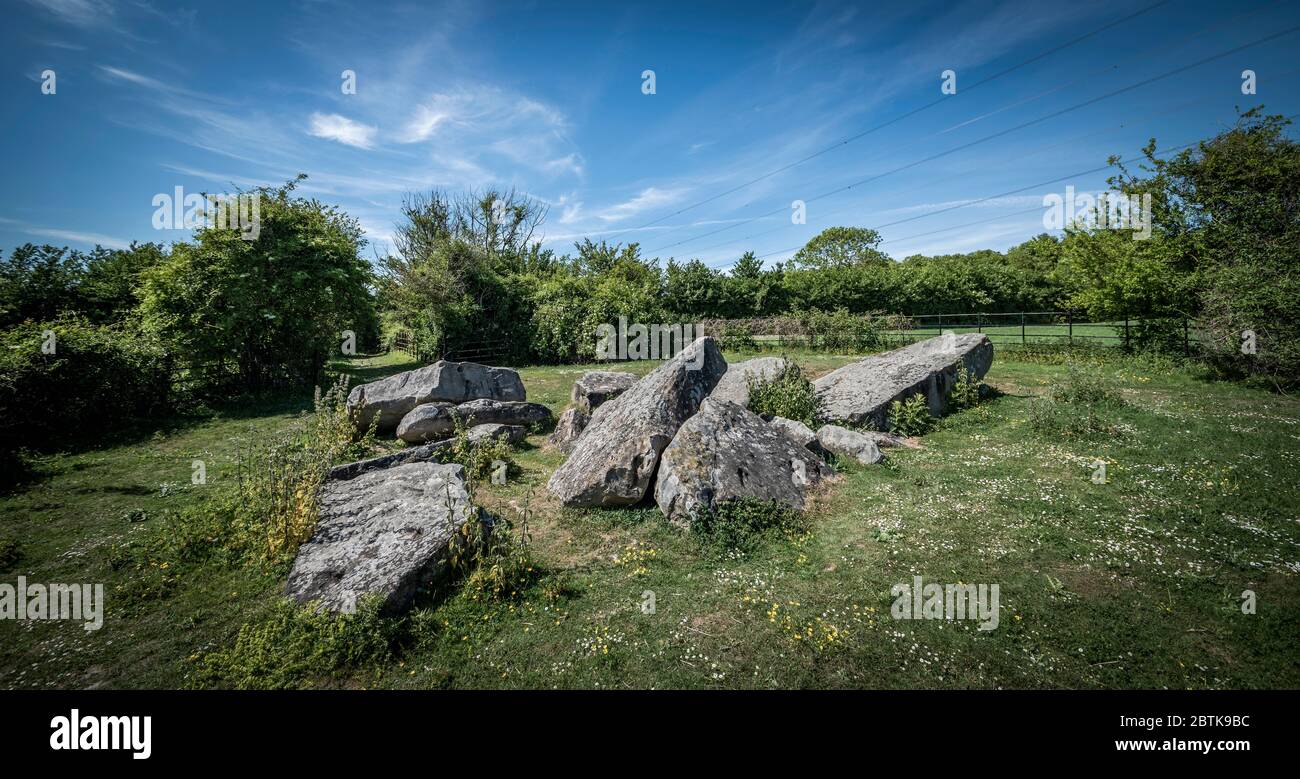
<box><xmin>2</xmin><ymin>109</ymin><xmax>1295</xmax><ymax>457</ymax></box>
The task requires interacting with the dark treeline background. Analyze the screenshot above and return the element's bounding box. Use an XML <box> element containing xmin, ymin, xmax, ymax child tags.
<box><xmin>2</xmin><ymin>110</ymin><xmax>1296</xmax><ymax>454</ymax></box>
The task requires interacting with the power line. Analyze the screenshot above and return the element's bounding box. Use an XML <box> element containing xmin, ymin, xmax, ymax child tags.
<box><xmin>750</xmin><ymin>138</ymin><xmax>1200</xmax><ymax>261</ymax></box>
<box><xmin>592</xmin><ymin>0</ymin><xmax>1176</xmax><ymax>246</ymax></box>
<box><xmin>682</xmin><ymin>87</ymin><xmax>1256</xmax><ymax>261</ymax></box>
<box><xmin>643</xmin><ymin>21</ymin><xmax>1300</xmax><ymax>256</ymax></box>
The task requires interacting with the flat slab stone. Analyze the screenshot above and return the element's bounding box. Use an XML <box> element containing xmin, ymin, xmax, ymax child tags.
<box><xmin>654</xmin><ymin>398</ymin><xmax>834</xmax><ymax>526</ymax></box>
<box><xmin>285</xmin><ymin>463</ymin><xmax>484</xmax><ymax>614</ymax></box>
<box><xmin>570</xmin><ymin>371</ymin><xmax>638</xmax><ymax>413</ymax></box>
<box><xmin>547</xmin><ymin>337</ymin><xmax>726</xmax><ymax>507</ymax></box>
<box><xmin>709</xmin><ymin>356</ymin><xmax>788</xmax><ymax>408</ymax></box>
<box><xmin>347</xmin><ymin>361</ymin><xmax>526</xmax><ymax>433</ymax></box>
<box><xmin>813</xmin><ymin>333</ymin><xmax>993</xmax><ymax>429</ymax></box>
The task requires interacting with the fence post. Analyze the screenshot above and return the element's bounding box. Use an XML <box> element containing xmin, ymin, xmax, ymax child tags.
<box><xmin>1068</xmin><ymin>310</ymin><xmax>1073</xmax><ymax>346</ymax></box>
<box><xmin>1184</xmin><ymin>318</ymin><xmax>1190</xmax><ymax>357</ymax></box>
<box><xmin>1021</xmin><ymin>312</ymin><xmax>1026</xmax><ymax>346</ymax></box>
<box><xmin>1124</xmin><ymin>316</ymin><xmax>1130</xmax><ymax>351</ymax></box>
<box><xmin>977</xmin><ymin>313</ymin><xmax>982</xmax><ymax>334</ymax></box>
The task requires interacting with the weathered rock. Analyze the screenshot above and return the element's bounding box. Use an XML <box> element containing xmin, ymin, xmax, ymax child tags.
<box><xmin>709</xmin><ymin>356</ymin><xmax>788</xmax><ymax>408</ymax></box>
<box><xmin>285</xmin><ymin>463</ymin><xmax>486</xmax><ymax>614</ymax></box>
<box><xmin>654</xmin><ymin>398</ymin><xmax>834</xmax><ymax>525</ymax></box>
<box><xmin>815</xmin><ymin>424</ymin><xmax>884</xmax><ymax>465</ymax></box>
<box><xmin>767</xmin><ymin>415</ymin><xmax>821</xmax><ymax>453</ymax></box>
<box><xmin>813</xmin><ymin>333</ymin><xmax>993</xmax><ymax>429</ymax></box>
<box><xmin>393</xmin><ymin>402</ymin><xmax>457</xmax><ymax>443</ymax></box>
<box><xmin>570</xmin><ymin>371</ymin><xmax>638</xmax><ymax>413</ymax></box>
<box><xmin>547</xmin><ymin>337</ymin><xmax>726</xmax><ymax>507</ymax></box>
<box><xmin>346</xmin><ymin>361</ymin><xmax>526</xmax><ymax>433</ymax></box>
<box><xmin>547</xmin><ymin>408</ymin><xmax>589</xmax><ymax>452</ymax></box>
<box><xmin>395</xmin><ymin>399</ymin><xmax>551</xmax><ymax>443</ymax></box>
<box><xmin>453</xmin><ymin>399</ymin><xmax>551</xmax><ymax>430</ymax></box>
<box><xmin>464</xmin><ymin>423</ymin><xmax>527</xmax><ymax>447</ymax></box>
<box><xmin>856</xmin><ymin>430</ymin><xmax>920</xmax><ymax>449</ymax></box>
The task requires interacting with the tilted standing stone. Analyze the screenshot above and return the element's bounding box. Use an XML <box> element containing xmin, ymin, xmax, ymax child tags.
<box><xmin>547</xmin><ymin>337</ymin><xmax>726</xmax><ymax>507</ymax></box>
<box><xmin>813</xmin><ymin>333</ymin><xmax>993</xmax><ymax>429</ymax></box>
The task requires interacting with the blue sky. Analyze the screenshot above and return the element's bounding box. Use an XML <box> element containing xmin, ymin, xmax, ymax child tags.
<box><xmin>2</xmin><ymin>0</ymin><xmax>1298</xmax><ymax>269</ymax></box>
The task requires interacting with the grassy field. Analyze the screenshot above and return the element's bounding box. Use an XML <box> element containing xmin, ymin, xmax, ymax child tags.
<box><xmin>2</xmin><ymin>347</ymin><xmax>1297</xmax><ymax>689</ymax></box>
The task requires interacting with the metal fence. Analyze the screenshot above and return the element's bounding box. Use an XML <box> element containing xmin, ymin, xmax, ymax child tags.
<box><xmin>709</xmin><ymin>311</ymin><xmax>1198</xmax><ymax>354</ymax></box>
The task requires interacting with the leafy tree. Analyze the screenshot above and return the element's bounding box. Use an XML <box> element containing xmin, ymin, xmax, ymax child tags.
<box><xmin>140</xmin><ymin>176</ymin><xmax>376</xmax><ymax>392</ymax></box>
<box><xmin>791</xmin><ymin>226</ymin><xmax>889</xmax><ymax>269</ymax></box>
<box><xmin>0</xmin><ymin>244</ymin><xmax>83</xmax><ymax>327</ymax></box>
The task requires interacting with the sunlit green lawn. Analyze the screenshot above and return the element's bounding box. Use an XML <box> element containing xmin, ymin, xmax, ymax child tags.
<box><xmin>2</xmin><ymin>348</ymin><xmax>1296</xmax><ymax>689</ymax></box>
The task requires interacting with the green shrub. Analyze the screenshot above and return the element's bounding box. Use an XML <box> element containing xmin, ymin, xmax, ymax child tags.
<box><xmin>433</xmin><ymin>416</ymin><xmax>519</xmax><ymax>483</ymax></box>
<box><xmin>746</xmin><ymin>359</ymin><xmax>821</xmax><ymax>428</ymax></box>
<box><xmin>888</xmin><ymin>394</ymin><xmax>934</xmax><ymax>436</ymax></box>
<box><xmin>1028</xmin><ymin>368</ymin><xmax>1125</xmax><ymax>438</ymax></box>
<box><xmin>0</xmin><ymin>317</ymin><xmax>173</xmax><ymax>450</ymax></box>
<box><xmin>690</xmin><ymin>498</ymin><xmax>809</xmax><ymax>556</ymax></box>
<box><xmin>800</xmin><ymin>308</ymin><xmax>888</xmax><ymax>352</ymax></box>
<box><xmin>947</xmin><ymin>368</ymin><xmax>983</xmax><ymax>411</ymax></box>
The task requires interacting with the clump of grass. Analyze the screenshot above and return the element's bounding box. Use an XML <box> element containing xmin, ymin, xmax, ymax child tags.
<box><xmin>436</xmin><ymin>415</ymin><xmax>519</xmax><ymax>483</ymax></box>
<box><xmin>690</xmin><ymin>498</ymin><xmax>809</xmax><ymax>556</ymax></box>
<box><xmin>1028</xmin><ymin>368</ymin><xmax>1125</xmax><ymax>438</ymax></box>
<box><xmin>231</xmin><ymin>375</ymin><xmax>376</xmax><ymax>562</ymax></box>
<box><xmin>185</xmin><ymin>595</ymin><xmax>399</xmax><ymax>690</ymax></box>
<box><xmin>746</xmin><ymin>359</ymin><xmax>821</xmax><ymax>428</ymax></box>
<box><xmin>888</xmin><ymin>394</ymin><xmax>934</xmax><ymax>436</ymax></box>
<box><xmin>453</xmin><ymin>490</ymin><xmax>537</xmax><ymax>602</ymax></box>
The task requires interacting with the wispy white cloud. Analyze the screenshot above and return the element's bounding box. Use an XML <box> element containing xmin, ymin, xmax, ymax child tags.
<box><xmin>0</xmin><ymin>217</ymin><xmax>131</xmax><ymax>249</ymax></box>
<box><xmin>24</xmin><ymin>0</ymin><xmax>116</xmax><ymax>29</ymax></box>
<box><xmin>308</xmin><ymin>112</ymin><xmax>378</xmax><ymax>149</ymax></box>
<box><xmin>594</xmin><ymin>187</ymin><xmax>689</xmax><ymax>223</ymax></box>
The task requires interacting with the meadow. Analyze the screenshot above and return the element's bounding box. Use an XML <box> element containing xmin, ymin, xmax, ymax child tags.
<box><xmin>1</xmin><ymin>347</ymin><xmax>1297</xmax><ymax>689</ymax></box>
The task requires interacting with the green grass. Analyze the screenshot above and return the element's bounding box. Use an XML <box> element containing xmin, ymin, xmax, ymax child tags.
<box><xmin>2</xmin><ymin>349</ymin><xmax>1297</xmax><ymax>689</ymax></box>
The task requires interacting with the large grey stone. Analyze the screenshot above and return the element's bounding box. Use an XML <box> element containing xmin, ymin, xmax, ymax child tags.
<box><xmin>347</xmin><ymin>361</ymin><xmax>526</xmax><ymax>433</ymax></box>
<box><xmin>547</xmin><ymin>407</ymin><xmax>589</xmax><ymax>453</ymax></box>
<box><xmin>285</xmin><ymin>463</ymin><xmax>487</xmax><ymax>614</ymax></box>
<box><xmin>395</xmin><ymin>399</ymin><xmax>551</xmax><ymax>443</ymax></box>
<box><xmin>654</xmin><ymin>398</ymin><xmax>834</xmax><ymax>526</ymax></box>
<box><xmin>392</xmin><ymin>402</ymin><xmax>456</xmax><ymax>443</ymax></box>
<box><xmin>570</xmin><ymin>371</ymin><xmax>638</xmax><ymax>413</ymax></box>
<box><xmin>815</xmin><ymin>424</ymin><xmax>884</xmax><ymax>465</ymax></box>
<box><xmin>709</xmin><ymin>356</ymin><xmax>788</xmax><ymax>408</ymax></box>
<box><xmin>813</xmin><ymin>333</ymin><xmax>993</xmax><ymax>429</ymax></box>
<box><xmin>547</xmin><ymin>337</ymin><xmax>726</xmax><ymax>507</ymax></box>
